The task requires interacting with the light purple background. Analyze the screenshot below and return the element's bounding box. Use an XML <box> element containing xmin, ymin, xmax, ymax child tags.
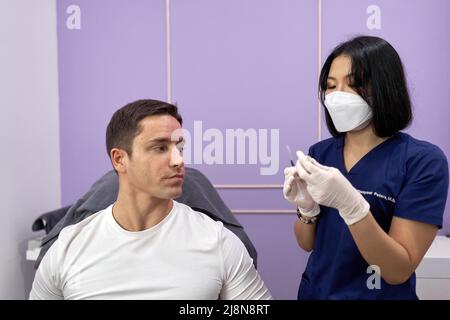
<box><xmin>57</xmin><ymin>0</ymin><xmax>450</xmax><ymax>299</ymax></box>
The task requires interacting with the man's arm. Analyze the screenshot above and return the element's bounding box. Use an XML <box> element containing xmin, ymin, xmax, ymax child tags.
<box><xmin>29</xmin><ymin>240</ymin><xmax>63</xmax><ymax>300</ymax></box>
<box><xmin>219</xmin><ymin>227</ymin><xmax>272</xmax><ymax>300</ymax></box>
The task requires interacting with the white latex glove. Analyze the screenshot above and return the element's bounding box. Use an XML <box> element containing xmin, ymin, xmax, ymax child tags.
<box><xmin>283</xmin><ymin>166</ymin><xmax>320</xmax><ymax>218</ymax></box>
<box><xmin>296</xmin><ymin>151</ymin><xmax>370</xmax><ymax>225</ymax></box>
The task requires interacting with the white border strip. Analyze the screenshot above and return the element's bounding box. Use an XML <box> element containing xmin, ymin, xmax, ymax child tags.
<box><xmin>232</xmin><ymin>210</ymin><xmax>295</xmax><ymax>214</ymax></box>
<box><xmin>165</xmin><ymin>0</ymin><xmax>172</xmax><ymax>103</ymax></box>
<box><xmin>317</xmin><ymin>0</ymin><xmax>322</xmax><ymax>141</ymax></box>
<box><xmin>214</xmin><ymin>184</ymin><xmax>283</xmax><ymax>189</ymax></box>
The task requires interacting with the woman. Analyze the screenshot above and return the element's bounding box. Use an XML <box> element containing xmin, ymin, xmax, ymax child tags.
<box><xmin>283</xmin><ymin>36</ymin><xmax>449</xmax><ymax>299</ymax></box>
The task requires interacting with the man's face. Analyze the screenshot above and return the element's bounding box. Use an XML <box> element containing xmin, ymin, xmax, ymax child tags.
<box><xmin>122</xmin><ymin>114</ymin><xmax>185</xmax><ymax>200</ymax></box>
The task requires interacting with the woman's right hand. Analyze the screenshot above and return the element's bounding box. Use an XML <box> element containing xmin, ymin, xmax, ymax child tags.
<box><xmin>283</xmin><ymin>166</ymin><xmax>320</xmax><ymax>217</ymax></box>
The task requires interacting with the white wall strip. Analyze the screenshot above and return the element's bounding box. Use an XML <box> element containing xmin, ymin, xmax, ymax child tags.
<box><xmin>232</xmin><ymin>210</ymin><xmax>295</xmax><ymax>214</ymax></box>
<box><xmin>214</xmin><ymin>184</ymin><xmax>283</xmax><ymax>189</ymax></box>
<box><xmin>165</xmin><ymin>0</ymin><xmax>173</xmax><ymax>103</ymax></box>
<box><xmin>317</xmin><ymin>0</ymin><xmax>322</xmax><ymax>141</ymax></box>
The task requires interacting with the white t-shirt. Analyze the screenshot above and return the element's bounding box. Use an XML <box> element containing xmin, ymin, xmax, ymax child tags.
<box><xmin>29</xmin><ymin>201</ymin><xmax>272</xmax><ymax>300</ymax></box>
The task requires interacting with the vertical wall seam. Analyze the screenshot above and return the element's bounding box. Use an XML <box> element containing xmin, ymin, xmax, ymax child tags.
<box><xmin>54</xmin><ymin>0</ymin><xmax>63</xmax><ymax>207</ymax></box>
<box><xmin>165</xmin><ymin>0</ymin><xmax>172</xmax><ymax>103</ymax></box>
<box><xmin>317</xmin><ymin>0</ymin><xmax>322</xmax><ymax>141</ymax></box>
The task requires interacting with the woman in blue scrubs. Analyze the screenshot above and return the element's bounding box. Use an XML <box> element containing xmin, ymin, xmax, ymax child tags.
<box><xmin>283</xmin><ymin>36</ymin><xmax>449</xmax><ymax>299</ymax></box>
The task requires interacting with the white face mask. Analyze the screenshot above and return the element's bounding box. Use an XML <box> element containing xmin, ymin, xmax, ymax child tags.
<box><xmin>324</xmin><ymin>91</ymin><xmax>373</xmax><ymax>132</ymax></box>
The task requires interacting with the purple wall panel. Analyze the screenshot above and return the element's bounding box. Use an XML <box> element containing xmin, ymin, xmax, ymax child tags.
<box><xmin>57</xmin><ymin>0</ymin><xmax>167</xmax><ymax>205</ymax></box>
<box><xmin>171</xmin><ymin>0</ymin><xmax>318</xmax><ymax>298</ymax></box>
<box><xmin>322</xmin><ymin>0</ymin><xmax>450</xmax><ymax>233</ymax></box>
<box><xmin>171</xmin><ymin>0</ymin><xmax>318</xmax><ymax>185</ymax></box>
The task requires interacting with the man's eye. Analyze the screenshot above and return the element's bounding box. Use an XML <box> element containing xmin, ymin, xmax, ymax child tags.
<box><xmin>154</xmin><ymin>146</ymin><xmax>168</xmax><ymax>152</ymax></box>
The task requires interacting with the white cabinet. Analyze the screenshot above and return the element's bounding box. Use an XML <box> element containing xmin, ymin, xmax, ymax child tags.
<box><xmin>416</xmin><ymin>236</ymin><xmax>450</xmax><ymax>300</ymax></box>
<box><xmin>26</xmin><ymin>236</ymin><xmax>44</xmax><ymax>261</ymax></box>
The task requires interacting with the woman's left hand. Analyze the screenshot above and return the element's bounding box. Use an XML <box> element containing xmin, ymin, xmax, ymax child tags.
<box><xmin>296</xmin><ymin>151</ymin><xmax>370</xmax><ymax>225</ymax></box>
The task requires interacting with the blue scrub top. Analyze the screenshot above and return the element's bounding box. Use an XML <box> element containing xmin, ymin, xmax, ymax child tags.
<box><xmin>298</xmin><ymin>132</ymin><xmax>449</xmax><ymax>300</ymax></box>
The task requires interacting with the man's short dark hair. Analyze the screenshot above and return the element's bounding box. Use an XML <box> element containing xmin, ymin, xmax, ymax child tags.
<box><xmin>106</xmin><ymin>99</ymin><xmax>183</xmax><ymax>158</ymax></box>
<box><xmin>319</xmin><ymin>35</ymin><xmax>412</xmax><ymax>138</ymax></box>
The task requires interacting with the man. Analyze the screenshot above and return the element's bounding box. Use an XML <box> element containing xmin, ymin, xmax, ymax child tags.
<box><xmin>30</xmin><ymin>99</ymin><xmax>272</xmax><ymax>300</ymax></box>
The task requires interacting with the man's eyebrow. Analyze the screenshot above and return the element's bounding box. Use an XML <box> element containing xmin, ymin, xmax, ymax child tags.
<box><xmin>147</xmin><ymin>138</ymin><xmax>171</xmax><ymax>144</ymax></box>
<box><xmin>147</xmin><ymin>136</ymin><xmax>184</xmax><ymax>144</ymax></box>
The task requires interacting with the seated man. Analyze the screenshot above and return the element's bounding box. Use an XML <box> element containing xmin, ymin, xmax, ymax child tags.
<box><xmin>33</xmin><ymin>167</ymin><xmax>258</xmax><ymax>270</ymax></box>
<box><xmin>30</xmin><ymin>99</ymin><xmax>271</xmax><ymax>300</ymax></box>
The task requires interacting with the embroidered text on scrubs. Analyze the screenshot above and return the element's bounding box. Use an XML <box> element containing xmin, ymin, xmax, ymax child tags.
<box><xmin>358</xmin><ymin>190</ymin><xmax>396</xmax><ymax>203</ymax></box>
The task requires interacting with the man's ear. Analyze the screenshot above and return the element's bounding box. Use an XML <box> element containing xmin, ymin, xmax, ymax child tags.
<box><xmin>110</xmin><ymin>148</ymin><xmax>128</xmax><ymax>173</ymax></box>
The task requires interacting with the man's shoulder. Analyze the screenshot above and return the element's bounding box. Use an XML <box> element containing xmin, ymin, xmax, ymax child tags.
<box><xmin>173</xmin><ymin>201</ymin><xmax>225</xmax><ymax>233</ymax></box>
<box><xmin>174</xmin><ymin>201</ymin><xmax>222</xmax><ymax>223</ymax></box>
<box><xmin>58</xmin><ymin>206</ymin><xmax>110</xmax><ymax>244</ymax></box>
<box><xmin>173</xmin><ymin>201</ymin><xmax>245</xmax><ymax>252</ymax></box>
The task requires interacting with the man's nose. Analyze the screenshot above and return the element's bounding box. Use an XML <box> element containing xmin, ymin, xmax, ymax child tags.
<box><xmin>170</xmin><ymin>145</ymin><xmax>184</xmax><ymax>167</ymax></box>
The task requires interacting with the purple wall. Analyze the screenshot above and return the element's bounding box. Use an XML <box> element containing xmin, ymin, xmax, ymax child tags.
<box><xmin>171</xmin><ymin>0</ymin><xmax>317</xmax><ymax>185</ymax></box>
<box><xmin>57</xmin><ymin>0</ymin><xmax>450</xmax><ymax>299</ymax></box>
<box><xmin>57</xmin><ymin>0</ymin><xmax>167</xmax><ymax>205</ymax></box>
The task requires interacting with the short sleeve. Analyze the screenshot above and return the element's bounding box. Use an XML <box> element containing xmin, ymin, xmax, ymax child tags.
<box><xmin>394</xmin><ymin>146</ymin><xmax>449</xmax><ymax>228</ymax></box>
<box><xmin>307</xmin><ymin>145</ymin><xmax>314</xmax><ymax>158</ymax></box>
<box><xmin>29</xmin><ymin>239</ymin><xmax>64</xmax><ymax>300</ymax></box>
<box><xmin>218</xmin><ymin>226</ymin><xmax>272</xmax><ymax>300</ymax></box>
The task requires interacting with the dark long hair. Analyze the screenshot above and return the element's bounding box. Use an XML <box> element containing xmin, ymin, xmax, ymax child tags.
<box><xmin>319</xmin><ymin>36</ymin><xmax>412</xmax><ymax>137</ymax></box>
